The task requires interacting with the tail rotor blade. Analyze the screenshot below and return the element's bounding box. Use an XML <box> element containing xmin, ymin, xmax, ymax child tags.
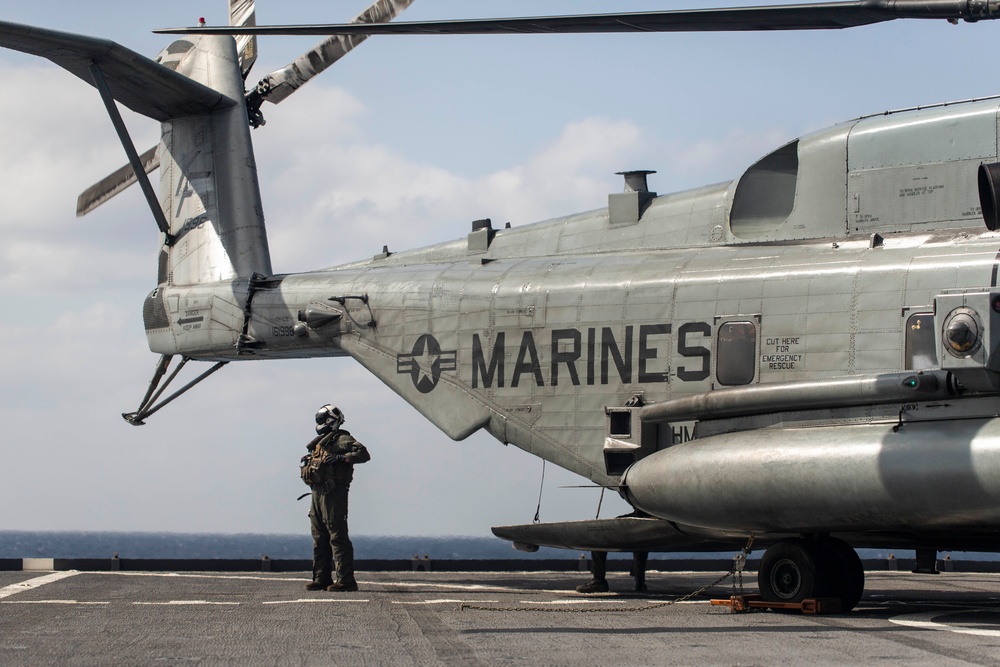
<box><xmin>229</xmin><ymin>0</ymin><xmax>258</xmax><ymax>80</ymax></box>
<box><xmin>255</xmin><ymin>0</ymin><xmax>413</xmax><ymax>106</ymax></box>
<box><xmin>76</xmin><ymin>144</ymin><xmax>160</xmax><ymax>217</ymax></box>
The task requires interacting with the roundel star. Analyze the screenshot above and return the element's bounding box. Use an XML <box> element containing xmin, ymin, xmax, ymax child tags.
<box><xmin>396</xmin><ymin>334</ymin><xmax>458</xmax><ymax>394</ymax></box>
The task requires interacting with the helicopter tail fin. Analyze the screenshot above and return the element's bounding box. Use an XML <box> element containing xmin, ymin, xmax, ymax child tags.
<box><xmin>153</xmin><ymin>34</ymin><xmax>273</xmax><ymax>285</ymax></box>
<box><xmin>0</xmin><ymin>21</ymin><xmax>273</xmax><ymax>285</ymax></box>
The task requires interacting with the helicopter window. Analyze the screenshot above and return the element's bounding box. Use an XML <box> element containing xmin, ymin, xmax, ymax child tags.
<box><xmin>716</xmin><ymin>321</ymin><xmax>757</xmax><ymax>386</ymax></box>
<box><xmin>904</xmin><ymin>313</ymin><xmax>937</xmax><ymax>371</ymax></box>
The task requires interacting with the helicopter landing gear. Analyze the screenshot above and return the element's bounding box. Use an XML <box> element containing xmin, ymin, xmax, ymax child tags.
<box><xmin>758</xmin><ymin>536</ymin><xmax>864</xmax><ymax>611</ymax></box>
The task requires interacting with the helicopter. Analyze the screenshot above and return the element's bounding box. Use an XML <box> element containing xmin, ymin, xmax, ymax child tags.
<box><xmin>5</xmin><ymin>0</ymin><xmax>1000</xmax><ymax>611</ymax></box>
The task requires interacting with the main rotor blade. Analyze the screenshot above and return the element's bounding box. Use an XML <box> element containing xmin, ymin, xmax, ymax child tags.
<box><xmin>155</xmin><ymin>0</ymin><xmax>1000</xmax><ymax>37</ymax></box>
<box><xmin>255</xmin><ymin>0</ymin><xmax>413</xmax><ymax>106</ymax></box>
<box><xmin>230</xmin><ymin>0</ymin><xmax>258</xmax><ymax>80</ymax></box>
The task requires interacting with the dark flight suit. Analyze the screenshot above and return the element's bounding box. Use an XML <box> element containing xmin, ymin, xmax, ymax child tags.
<box><xmin>303</xmin><ymin>429</ymin><xmax>370</xmax><ymax>587</ymax></box>
<box><xmin>580</xmin><ymin>550</ymin><xmax>650</xmax><ymax>592</ymax></box>
<box><xmin>578</xmin><ymin>508</ymin><xmax>651</xmax><ymax>592</ymax></box>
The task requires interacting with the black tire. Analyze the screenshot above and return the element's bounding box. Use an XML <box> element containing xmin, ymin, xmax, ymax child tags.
<box><xmin>758</xmin><ymin>538</ymin><xmax>818</xmax><ymax>603</ymax></box>
<box><xmin>822</xmin><ymin>537</ymin><xmax>865</xmax><ymax>611</ymax></box>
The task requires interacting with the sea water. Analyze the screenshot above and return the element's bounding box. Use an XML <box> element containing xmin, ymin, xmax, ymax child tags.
<box><xmin>0</xmin><ymin>531</ymin><xmax>579</xmax><ymax>560</ymax></box>
<box><xmin>2</xmin><ymin>531</ymin><xmax>989</xmax><ymax>561</ymax></box>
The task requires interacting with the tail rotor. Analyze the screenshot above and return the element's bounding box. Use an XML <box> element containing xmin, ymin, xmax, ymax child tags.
<box><xmin>75</xmin><ymin>0</ymin><xmax>413</xmax><ymax>210</ymax></box>
<box><xmin>244</xmin><ymin>0</ymin><xmax>414</xmax><ymax>128</ymax></box>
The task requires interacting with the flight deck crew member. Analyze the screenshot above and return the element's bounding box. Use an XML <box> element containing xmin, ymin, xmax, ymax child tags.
<box><xmin>576</xmin><ymin>550</ymin><xmax>650</xmax><ymax>593</ymax></box>
<box><xmin>300</xmin><ymin>404</ymin><xmax>370</xmax><ymax>592</ymax></box>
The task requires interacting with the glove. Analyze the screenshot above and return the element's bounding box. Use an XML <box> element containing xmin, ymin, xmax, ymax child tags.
<box><xmin>322</xmin><ymin>454</ymin><xmax>346</xmax><ymax>465</ymax></box>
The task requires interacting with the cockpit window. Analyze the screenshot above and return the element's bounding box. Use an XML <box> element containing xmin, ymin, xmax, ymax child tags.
<box><xmin>905</xmin><ymin>312</ymin><xmax>937</xmax><ymax>370</ymax></box>
<box><xmin>717</xmin><ymin>321</ymin><xmax>757</xmax><ymax>385</ymax></box>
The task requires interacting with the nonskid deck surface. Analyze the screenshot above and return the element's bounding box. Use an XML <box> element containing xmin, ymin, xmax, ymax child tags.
<box><xmin>1</xmin><ymin>570</ymin><xmax>999</xmax><ymax>665</ymax></box>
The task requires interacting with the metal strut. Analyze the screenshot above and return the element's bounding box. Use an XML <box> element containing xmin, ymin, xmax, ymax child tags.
<box><xmin>88</xmin><ymin>60</ymin><xmax>174</xmax><ymax>245</ymax></box>
<box><xmin>123</xmin><ymin>355</ymin><xmax>228</xmax><ymax>425</ymax></box>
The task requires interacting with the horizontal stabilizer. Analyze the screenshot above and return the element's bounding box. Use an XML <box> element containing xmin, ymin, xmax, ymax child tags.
<box><xmin>0</xmin><ymin>20</ymin><xmax>235</xmax><ymax>121</ymax></box>
<box><xmin>77</xmin><ymin>144</ymin><xmax>160</xmax><ymax>217</ymax></box>
<box><xmin>492</xmin><ymin>517</ymin><xmax>746</xmax><ymax>553</ymax></box>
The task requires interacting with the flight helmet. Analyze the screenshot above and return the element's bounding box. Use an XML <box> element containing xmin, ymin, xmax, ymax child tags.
<box><xmin>315</xmin><ymin>404</ymin><xmax>345</xmax><ymax>435</ymax></box>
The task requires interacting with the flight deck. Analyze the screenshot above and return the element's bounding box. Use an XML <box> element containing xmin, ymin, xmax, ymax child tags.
<box><xmin>2</xmin><ymin>569</ymin><xmax>999</xmax><ymax>665</ymax></box>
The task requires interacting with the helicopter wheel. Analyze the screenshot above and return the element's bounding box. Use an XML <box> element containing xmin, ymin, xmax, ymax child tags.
<box><xmin>758</xmin><ymin>537</ymin><xmax>864</xmax><ymax>611</ymax></box>
<box><xmin>758</xmin><ymin>538</ymin><xmax>818</xmax><ymax>604</ymax></box>
<box><xmin>818</xmin><ymin>536</ymin><xmax>865</xmax><ymax>612</ymax></box>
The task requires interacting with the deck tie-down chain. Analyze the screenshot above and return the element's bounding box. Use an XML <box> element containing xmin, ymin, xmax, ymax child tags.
<box><xmin>460</xmin><ymin>534</ymin><xmax>755</xmax><ymax>613</ymax></box>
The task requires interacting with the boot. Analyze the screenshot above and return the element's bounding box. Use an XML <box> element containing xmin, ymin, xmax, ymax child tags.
<box><xmin>306</xmin><ymin>580</ymin><xmax>331</xmax><ymax>591</ymax></box>
<box><xmin>575</xmin><ymin>578</ymin><xmax>609</xmax><ymax>593</ymax></box>
<box><xmin>634</xmin><ymin>578</ymin><xmax>647</xmax><ymax>592</ymax></box>
<box><xmin>327</xmin><ymin>578</ymin><xmax>359</xmax><ymax>592</ymax></box>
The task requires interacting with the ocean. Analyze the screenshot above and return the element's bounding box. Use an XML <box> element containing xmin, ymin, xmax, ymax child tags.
<box><xmin>2</xmin><ymin>531</ymin><xmax>994</xmax><ymax>561</ymax></box>
<box><xmin>0</xmin><ymin>531</ymin><xmax>587</xmax><ymax>560</ymax></box>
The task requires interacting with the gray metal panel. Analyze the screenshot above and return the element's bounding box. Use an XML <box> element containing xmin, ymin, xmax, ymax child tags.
<box><xmin>848</xmin><ymin>161</ymin><xmax>985</xmax><ymax>232</ymax></box>
<box><xmin>848</xmin><ymin>100</ymin><xmax>1000</xmax><ymax>170</ymax></box>
<box><xmin>845</xmin><ymin>100</ymin><xmax>998</xmax><ymax>234</ymax></box>
<box><xmin>780</xmin><ymin>123</ymin><xmax>853</xmax><ymax>239</ymax></box>
<box><xmin>159</xmin><ymin>35</ymin><xmax>272</xmax><ymax>285</ymax></box>
<box><xmin>624</xmin><ymin>416</ymin><xmax>1000</xmax><ymax>533</ymax></box>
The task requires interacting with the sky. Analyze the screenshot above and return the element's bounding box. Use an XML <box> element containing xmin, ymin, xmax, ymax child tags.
<box><xmin>2</xmin><ymin>1</ymin><xmax>1000</xmax><ymax>538</ymax></box>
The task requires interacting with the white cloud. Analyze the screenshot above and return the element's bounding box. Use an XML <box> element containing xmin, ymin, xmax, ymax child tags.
<box><xmin>255</xmin><ymin>85</ymin><xmax>654</xmax><ymax>273</ymax></box>
<box><xmin>0</xmin><ymin>64</ymin><xmax>159</xmax><ymax>295</ymax></box>
<box><xmin>664</xmin><ymin>127</ymin><xmax>791</xmax><ymax>181</ymax></box>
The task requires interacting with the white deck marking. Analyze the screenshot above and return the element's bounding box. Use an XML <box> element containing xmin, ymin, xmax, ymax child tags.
<box><xmin>84</xmin><ymin>572</ymin><xmax>710</xmax><ymax>600</ymax></box>
<box><xmin>519</xmin><ymin>598</ymin><xmax>707</xmax><ymax>606</ymax></box>
<box><xmin>378</xmin><ymin>581</ymin><xmax>566</xmax><ymax>594</ymax></box>
<box><xmin>1</xmin><ymin>600</ymin><xmax>109</xmax><ymax>605</ymax></box>
<box><xmin>263</xmin><ymin>599</ymin><xmax>369</xmax><ymax>605</ymax></box>
<box><xmin>93</xmin><ymin>572</ymin><xmax>306</xmax><ymax>583</ymax></box>
<box><xmin>392</xmin><ymin>599</ymin><xmax>499</xmax><ymax>605</ymax></box>
<box><xmin>132</xmin><ymin>600</ymin><xmax>241</xmax><ymax>606</ymax></box>
<box><xmin>0</xmin><ymin>571</ymin><xmax>79</xmax><ymax>600</ymax></box>
<box><xmin>524</xmin><ymin>599</ymin><xmax>632</xmax><ymax>605</ymax></box>
<box><xmin>890</xmin><ymin>610</ymin><xmax>1000</xmax><ymax>638</ymax></box>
